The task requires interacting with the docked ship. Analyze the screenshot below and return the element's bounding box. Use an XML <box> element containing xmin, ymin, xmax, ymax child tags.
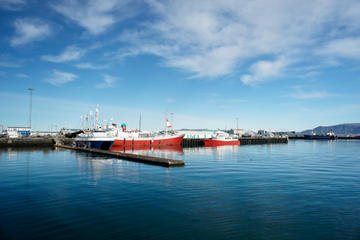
<box><xmin>111</xmin><ymin>119</ymin><xmax>184</xmax><ymax>147</ymax></box>
<box><xmin>203</xmin><ymin>131</ymin><xmax>240</xmax><ymax>146</ymax></box>
<box><xmin>75</xmin><ymin>108</ymin><xmax>184</xmax><ymax>149</ymax></box>
<box><xmin>74</xmin><ymin>129</ymin><xmax>114</xmax><ymax>150</ymax></box>
<box><xmin>303</xmin><ymin>131</ymin><xmax>336</xmax><ymax>140</ymax></box>
<box><xmin>74</xmin><ymin>108</ymin><xmax>115</xmax><ymax>150</ymax></box>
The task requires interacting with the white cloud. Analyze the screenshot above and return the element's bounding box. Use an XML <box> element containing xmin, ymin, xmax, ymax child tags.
<box><xmin>46</xmin><ymin>70</ymin><xmax>77</xmax><ymax>86</ymax></box>
<box><xmin>241</xmin><ymin>57</ymin><xmax>287</xmax><ymax>85</ymax></box>
<box><xmin>51</xmin><ymin>0</ymin><xmax>134</xmax><ymax>35</ymax></box>
<box><xmin>115</xmin><ymin>0</ymin><xmax>360</xmax><ymax>81</ymax></box>
<box><xmin>10</xmin><ymin>18</ymin><xmax>52</xmax><ymax>46</ymax></box>
<box><xmin>42</xmin><ymin>45</ymin><xmax>85</xmax><ymax>63</ymax></box>
<box><xmin>166</xmin><ymin>98</ymin><xmax>174</xmax><ymax>103</ymax></box>
<box><xmin>0</xmin><ymin>57</ymin><xmax>22</xmax><ymax>68</ymax></box>
<box><xmin>318</xmin><ymin>37</ymin><xmax>360</xmax><ymax>60</ymax></box>
<box><xmin>96</xmin><ymin>74</ymin><xmax>116</xmax><ymax>88</ymax></box>
<box><xmin>75</xmin><ymin>62</ymin><xmax>109</xmax><ymax>70</ymax></box>
<box><xmin>289</xmin><ymin>86</ymin><xmax>336</xmax><ymax>99</ymax></box>
<box><xmin>0</xmin><ymin>0</ymin><xmax>25</xmax><ymax>10</ymax></box>
<box><xmin>15</xmin><ymin>73</ymin><xmax>29</xmax><ymax>78</ymax></box>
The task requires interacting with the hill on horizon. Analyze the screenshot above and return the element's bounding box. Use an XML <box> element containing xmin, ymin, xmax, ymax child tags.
<box><xmin>302</xmin><ymin>123</ymin><xmax>360</xmax><ymax>135</ymax></box>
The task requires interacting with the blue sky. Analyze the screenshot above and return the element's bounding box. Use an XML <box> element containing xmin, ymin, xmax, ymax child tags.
<box><xmin>1</xmin><ymin>0</ymin><xmax>360</xmax><ymax>131</ymax></box>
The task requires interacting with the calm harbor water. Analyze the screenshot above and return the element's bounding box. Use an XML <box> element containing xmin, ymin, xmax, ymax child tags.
<box><xmin>0</xmin><ymin>140</ymin><xmax>359</xmax><ymax>240</ymax></box>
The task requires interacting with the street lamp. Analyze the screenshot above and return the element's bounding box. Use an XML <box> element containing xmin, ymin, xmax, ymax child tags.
<box><xmin>28</xmin><ymin>88</ymin><xmax>34</xmax><ymax>129</ymax></box>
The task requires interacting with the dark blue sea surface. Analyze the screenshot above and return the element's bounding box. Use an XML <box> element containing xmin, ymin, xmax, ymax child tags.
<box><xmin>0</xmin><ymin>140</ymin><xmax>359</xmax><ymax>240</ymax></box>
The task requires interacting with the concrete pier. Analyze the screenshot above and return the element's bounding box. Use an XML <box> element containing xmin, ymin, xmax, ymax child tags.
<box><xmin>239</xmin><ymin>137</ymin><xmax>288</xmax><ymax>145</ymax></box>
<box><xmin>0</xmin><ymin>137</ymin><xmax>55</xmax><ymax>147</ymax></box>
<box><xmin>181</xmin><ymin>139</ymin><xmax>204</xmax><ymax>147</ymax></box>
<box><xmin>181</xmin><ymin>137</ymin><xmax>288</xmax><ymax>147</ymax></box>
<box><xmin>56</xmin><ymin>144</ymin><xmax>185</xmax><ymax>167</ymax></box>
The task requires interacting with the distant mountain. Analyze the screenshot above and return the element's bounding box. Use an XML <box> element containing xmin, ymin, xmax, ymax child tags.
<box><xmin>302</xmin><ymin>123</ymin><xmax>360</xmax><ymax>135</ymax></box>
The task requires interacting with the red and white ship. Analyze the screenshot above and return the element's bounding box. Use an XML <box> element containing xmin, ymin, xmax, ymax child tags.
<box><xmin>111</xmin><ymin>118</ymin><xmax>184</xmax><ymax>147</ymax></box>
<box><xmin>203</xmin><ymin>131</ymin><xmax>240</xmax><ymax>146</ymax></box>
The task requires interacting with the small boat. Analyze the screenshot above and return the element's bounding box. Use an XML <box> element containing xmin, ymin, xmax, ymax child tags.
<box><xmin>203</xmin><ymin>131</ymin><xmax>240</xmax><ymax>146</ymax></box>
<box><xmin>74</xmin><ymin>130</ymin><xmax>114</xmax><ymax>150</ymax></box>
<box><xmin>304</xmin><ymin>131</ymin><xmax>336</xmax><ymax>140</ymax></box>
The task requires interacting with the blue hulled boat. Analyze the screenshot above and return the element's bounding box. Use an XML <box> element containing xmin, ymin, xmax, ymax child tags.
<box><xmin>304</xmin><ymin>131</ymin><xmax>336</xmax><ymax>140</ymax></box>
<box><xmin>75</xmin><ymin>130</ymin><xmax>114</xmax><ymax>150</ymax></box>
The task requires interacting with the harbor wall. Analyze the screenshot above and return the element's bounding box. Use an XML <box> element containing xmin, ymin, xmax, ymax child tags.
<box><xmin>181</xmin><ymin>137</ymin><xmax>288</xmax><ymax>147</ymax></box>
<box><xmin>0</xmin><ymin>137</ymin><xmax>55</xmax><ymax>147</ymax></box>
<box><xmin>0</xmin><ymin>137</ymin><xmax>73</xmax><ymax>148</ymax></box>
<box><xmin>0</xmin><ymin>137</ymin><xmax>288</xmax><ymax>148</ymax></box>
<box><xmin>238</xmin><ymin>137</ymin><xmax>288</xmax><ymax>145</ymax></box>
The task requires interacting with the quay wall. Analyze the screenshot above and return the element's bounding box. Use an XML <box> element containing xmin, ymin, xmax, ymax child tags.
<box><xmin>0</xmin><ymin>136</ymin><xmax>288</xmax><ymax>148</ymax></box>
<box><xmin>181</xmin><ymin>137</ymin><xmax>288</xmax><ymax>147</ymax></box>
<box><xmin>238</xmin><ymin>137</ymin><xmax>288</xmax><ymax>145</ymax></box>
<box><xmin>0</xmin><ymin>137</ymin><xmax>55</xmax><ymax>147</ymax></box>
<box><xmin>0</xmin><ymin>137</ymin><xmax>74</xmax><ymax>148</ymax></box>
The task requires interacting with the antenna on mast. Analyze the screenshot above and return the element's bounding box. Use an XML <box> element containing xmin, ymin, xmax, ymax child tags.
<box><xmin>85</xmin><ymin>114</ymin><xmax>89</xmax><ymax>130</ymax></box>
<box><xmin>89</xmin><ymin>110</ymin><xmax>93</xmax><ymax>129</ymax></box>
<box><xmin>80</xmin><ymin>115</ymin><xmax>83</xmax><ymax>130</ymax></box>
<box><xmin>139</xmin><ymin>113</ymin><xmax>142</xmax><ymax>131</ymax></box>
<box><xmin>95</xmin><ymin>106</ymin><xmax>99</xmax><ymax>128</ymax></box>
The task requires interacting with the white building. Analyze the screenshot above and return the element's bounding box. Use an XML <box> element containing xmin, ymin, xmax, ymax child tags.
<box><xmin>229</xmin><ymin>129</ymin><xmax>246</xmax><ymax>136</ymax></box>
<box><xmin>177</xmin><ymin>129</ymin><xmax>218</xmax><ymax>139</ymax></box>
<box><xmin>7</xmin><ymin>127</ymin><xmax>31</xmax><ymax>138</ymax></box>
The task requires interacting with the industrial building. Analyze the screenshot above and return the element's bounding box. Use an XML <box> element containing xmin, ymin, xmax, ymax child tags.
<box><xmin>177</xmin><ymin>129</ymin><xmax>218</xmax><ymax>139</ymax></box>
<box><xmin>7</xmin><ymin>127</ymin><xmax>31</xmax><ymax>138</ymax></box>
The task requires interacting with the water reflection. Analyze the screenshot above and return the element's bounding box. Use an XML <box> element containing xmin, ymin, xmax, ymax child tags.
<box><xmin>110</xmin><ymin>145</ymin><xmax>184</xmax><ymax>154</ymax></box>
<box><xmin>110</xmin><ymin>145</ymin><xmax>185</xmax><ymax>161</ymax></box>
<box><xmin>184</xmin><ymin>145</ymin><xmax>240</xmax><ymax>157</ymax></box>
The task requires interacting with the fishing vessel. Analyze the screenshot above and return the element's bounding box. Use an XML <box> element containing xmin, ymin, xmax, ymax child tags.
<box><xmin>111</xmin><ymin>119</ymin><xmax>184</xmax><ymax>147</ymax></box>
<box><xmin>304</xmin><ymin>131</ymin><xmax>336</xmax><ymax>140</ymax></box>
<box><xmin>203</xmin><ymin>131</ymin><xmax>240</xmax><ymax>146</ymax></box>
<box><xmin>74</xmin><ymin>108</ymin><xmax>115</xmax><ymax>150</ymax></box>
<box><xmin>74</xmin><ymin>130</ymin><xmax>114</xmax><ymax>150</ymax></box>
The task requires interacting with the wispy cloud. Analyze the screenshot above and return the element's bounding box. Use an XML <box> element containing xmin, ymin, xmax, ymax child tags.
<box><xmin>42</xmin><ymin>45</ymin><xmax>85</xmax><ymax>63</ymax></box>
<box><xmin>51</xmin><ymin>0</ymin><xmax>135</xmax><ymax>35</ymax></box>
<box><xmin>241</xmin><ymin>57</ymin><xmax>288</xmax><ymax>85</ymax></box>
<box><xmin>115</xmin><ymin>0</ymin><xmax>360</xmax><ymax>82</ymax></box>
<box><xmin>15</xmin><ymin>73</ymin><xmax>29</xmax><ymax>78</ymax></box>
<box><xmin>75</xmin><ymin>62</ymin><xmax>109</xmax><ymax>70</ymax></box>
<box><xmin>10</xmin><ymin>18</ymin><xmax>52</xmax><ymax>46</ymax></box>
<box><xmin>207</xmin><ymin>98</ymin><xmax>246</xmax><ymax>104</ymax></box>
<box><xmin>317</xmin><ymin>37</ymin><xmax>360</xmax><ymax>60</ymax></box>
<box><xmin>0</xmin><ymin>0</ymin><xmax>26</xmax><ymax>11</ymax></box>
<box><xmin>0</xmin><ymin>55</ymin><xmax>23</xmax><ymax>68</ymax></box>
<box><xmin>96</xmin><ymin>74</ymin><xmax>116</xmax><ymax>88</ymax></box>
<box><xmin>45</xmin><ymin>69</ymin><xmax>77</xmax><ymax>86</ymax></box>
<box><xmin>289</xmin><ymin>86</ymin><xmax>337</xmax><ymax>99</ymax></box>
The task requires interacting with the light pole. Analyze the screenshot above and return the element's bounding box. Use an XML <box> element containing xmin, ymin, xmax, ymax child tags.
<box><xmin>28</xmin><ymin>88</ymin><xmax>34</xmax><ymax>129</ymax></box>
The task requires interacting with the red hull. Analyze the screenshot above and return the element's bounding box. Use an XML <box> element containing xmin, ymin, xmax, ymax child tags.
<box><xmin>203</xmin><ymin>139</ymin><xmax>240</xmax><ymax>146</ymax></box>
<box><xmin>112</xmin><ymin>135</ymin><xmax>184</xmax><ymax>147</ymax></box>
